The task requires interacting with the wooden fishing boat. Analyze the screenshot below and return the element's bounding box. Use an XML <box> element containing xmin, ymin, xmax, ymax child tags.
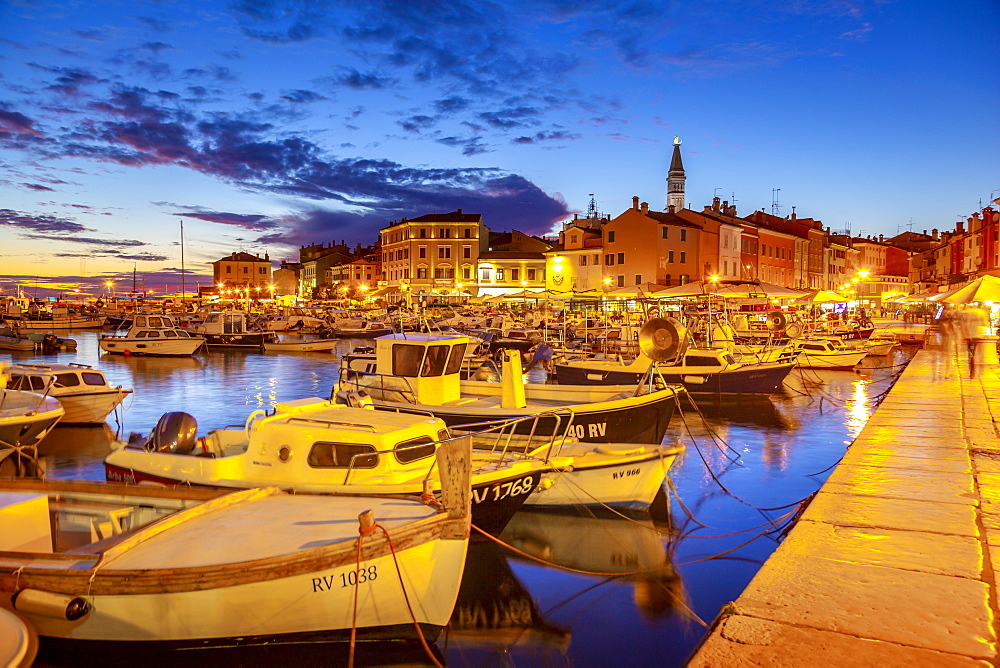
<box><xmin>99</xmin><ymin>314</ymin><xmax>205</xmax><ymax>357</ymax></box>
<box><xmin>4</xmin><ymin>363</ymin><xmax>132</xmax><ymax>424</ymax></box>
<box><xmin>0</xmin><ymin>439</ymin><xmax>471</xmax><ymax>648</ymax></box>
<box><xmin>104</xmin><ymin>398</ymin><xmax>549</xmax><ymax>535</ymax></box>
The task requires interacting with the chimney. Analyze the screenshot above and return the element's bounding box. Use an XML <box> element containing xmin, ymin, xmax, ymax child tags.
<box><xmin>956</xmin><ymin>221</ymin><xmax>964</xmax><ymax>233</ymax></box>
<box><xmin>457</xmin><ymin>208</ymin><xmax>463</xmax><ymax>215</ymax></box>
<box><xmin>712</xmin><ymin>197</ymin><xmax>721</xmax><ymax>211</ymax></box>
<box><xmin>878</xmin><ymin>234</ymin><xmax>884</xmax><ymax>243</ymax></box>
<box><xmin>932</xmin><ymin>228</ymin><xmax>938</xmax><ymax>240</ymax></box>
<box><xmin>632</xmin><ymin>196</ymin><xmax>640</xmax><ymax>211</ymax></box>
<box><xmin>923</xmin><ymin>230</ymin><xmax>927</xmax><ymax>236</ymax></box>
<box><xmin>640</xmin><ymin>201</ymin><xmax>649</xmax><ymax>214</ymax></box>
<box><xmin>790</xmin><ymin>211</ymin><xmax>797</xmax><ymax>220</ymax></box>
<box><xmin>704</xmin><ymin>205</ymin><xmax>712</xmax><ymax>212</ymax></box>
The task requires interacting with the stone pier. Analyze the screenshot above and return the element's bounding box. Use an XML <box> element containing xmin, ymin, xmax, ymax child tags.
<box><xmin>688</xmin><ymin>346</ymin><xmax>1000</xmax><ymax>666</ymax></box>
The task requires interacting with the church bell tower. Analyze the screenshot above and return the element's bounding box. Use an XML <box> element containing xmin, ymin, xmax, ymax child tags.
<box><xmin>666</xmin><ymin>136</ymin><xmax>685</xmax><ymax>211</ymax></box>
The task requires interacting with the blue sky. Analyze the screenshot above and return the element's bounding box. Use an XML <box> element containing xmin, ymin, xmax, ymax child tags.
<box><xmin>1</xmin><ymin>0</ymin><xmax>998</xmax><ymax>296</ymax></box>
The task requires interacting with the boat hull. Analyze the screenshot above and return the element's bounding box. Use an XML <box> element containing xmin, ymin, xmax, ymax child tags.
<box><xmin>372</xmin><ymin>387</ymin><xmax>679</xmax><ymax>445</ymax></box>
<box><xmin>0</xmin><ymin>391</ymin><xmax>64</xmax><ymax>448</ymax></box>
<box><xmin>263</xmin><ymin>339</ymin><xmax>339</xmax><ymax>353</ymax></box>
<box><xmin>99</xmin><ymin>337</ymin><xmax>204</xmax><ymax>356</ymax></box>
<box><xmin>794</xmin><ymin>350</ymin><xmax>867</xmax><ymax>369</ymax></box>
<box><xmin>552</xmin><ymin>361</ymin><xmax>794</xmax><ymax>394</ymax></box>
<box><xmin>55</xmin><ymin>390</ymin><xmax>132</xmax><ymax>424</ymax></box>
<box><xmin>203</xmin><ymin>333</ymin><xmax>275</xmax><ymax>349</ymax></box>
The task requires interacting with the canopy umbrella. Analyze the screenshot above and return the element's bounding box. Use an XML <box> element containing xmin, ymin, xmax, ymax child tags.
<box><xmin>792</xmin><ymin>289</ymin><xmax>850</xmax><ymax>304</ymax></box>
<box><xmin>716</xmin><ymin>283</ymin><xmax>807</xmax><ymax>299</ymax></box>
<box><xmin>941</xmin><ymin>275</ymin><xmax>1000</xmax><ymax>305</ymax></box>
<box><xmin>928</xmin><ymin>285</ymin><xmax>965</xmax><ymax>302</ymax></box>
<box><xmin>894</xmin><ymin>291</ymin><xmax>936</xmax><ymax>303</ymax></box>
<box><xmin>649</xmin><ymin>281</ymin><xmax>718</xmax><ymax>298</ymax></box>
<box><xmin>606</xmin><ymin>282</ymin><xmax>669</xmax><ymax>298</ymax></box>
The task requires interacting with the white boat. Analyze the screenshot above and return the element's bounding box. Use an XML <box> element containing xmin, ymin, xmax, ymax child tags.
<box><xmin>3</xmin><ymin>363</ymin><xmax>132</xmax><ymax>424</ymax></box>
<box><xmin>338</xmin><ymin>333</ymin><xmax>685</xmax><ymax>510</ymax></box>
<box><xmin>0</xmin><ymin>440</ymin><xmax>471</xmax><ymax>646</ymax></box>
<box><xmin>263</xmin><ymin>337</ymin><xmax>341</xmax><ymax>353</ymax></box>
<box><xmin>190</xmin><ymin>310</ymin><xmax>277</xmax><ymax>349</ymax></box>
<box><xmin>864</xmin><ymin>329</ymin><xmax>898</xmax><ymax>356</ymax></box>
<box><xmin>332</xmin><ymin>318</ymin><xmax>395</xmax><ymax>339</ymax></box>
<box><xmin>104</xmin><ymin>398</ymin><xmax>552</xmax><ymax>535</ymax></box>
<box><xmin>99</xmin><ymin>314</ymin><xmax>205</xmax><ymax>356</ymax></box>
<box><xmin>792</xmin><ymin>337</ymin><xmax>868</xmax><ymax>369</ymax></box>
<box><xmin>0</xmin><ymin>327</ymin><xmax>34</xmax><ymax>351</ymax></box>
<box><xmin>0</xmin><ymin>379</ymin><xmax>64</xmax><ymax>477</ymax></box>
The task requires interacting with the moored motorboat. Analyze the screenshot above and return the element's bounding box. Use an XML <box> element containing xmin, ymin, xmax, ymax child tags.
<box><xmin>3</xmin><ymin>363</ymin><xmax>132</xmax><ymax>425</ymax></box>
<box><xmin>864</xmin><ymin>329</ymin><xmax>898</xmax><ymax>356</ymax></box>
<box><xmin>0</xmin><ymin>441</ymin><xmax>471</xmax><ymax>647</ymax></box>
<box><xmin>190</xmin><ymin>310</ymin><xmax>277</xmax><ymax>349</ymax></box>
<box><xmin>0</xmin><ymin>377</ymin><xmax>64</xmax><ymax>477</ymax></box>
<box><xmin>0</xmin><ymin>327</ymin><xmax>34</xmax><ymax>352</ymax></box>
<box><xmin>332</xmin><ymin>318</ymin><xmax>395</xmax><ymax>339</ymax></box>
<box><xmin>336</xmin><ymin>333</ymin><xmax>685</xmax><ymax>510</ymax></box>
<box><xmin>791</xmin><ymin>337</ymin><xmax>868</xmax><ymax>369</ymax></box>
<box><xmin>99</xmin><ymin>314</ymin><xmax>205</xmax><ymax>356</ymax></box>
<box><xmin>104</xmin><ymin>398</ymin><xmax>549</xmax><ymax>536</ymax></box>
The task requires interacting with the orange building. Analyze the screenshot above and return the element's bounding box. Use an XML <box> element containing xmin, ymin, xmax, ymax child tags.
<box><xmin>603</xmin><ymin>197</ymin><xmax>701</xmax><ymax>288</ymax></box>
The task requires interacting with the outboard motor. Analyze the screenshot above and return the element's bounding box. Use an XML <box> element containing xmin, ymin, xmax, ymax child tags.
<box><xmin>145</xmin><ymin>412</ymin><xmax>198</xmax><ymax>454</ymax></box>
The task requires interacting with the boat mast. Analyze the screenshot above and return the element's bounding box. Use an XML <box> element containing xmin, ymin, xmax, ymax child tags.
<box><xmin>180</xmin><ymin>219</ymin><xmax>185</xmax><ymax>300</ymax></box>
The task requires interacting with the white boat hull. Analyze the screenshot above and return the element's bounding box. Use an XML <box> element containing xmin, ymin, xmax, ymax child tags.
<box><xmin>100</xmin><ymin>336</ymin><xmax>204</xmax><ymax>356</ymax></box>
<box><xmin>5</xmin><ymin>317</ymin><xmax>104</xmax><ymax>330</ymax></box>
<box><xmin>22</xmin><ymin>538</ymin><xmax>465</xmax><ymax>643</ymax></box>
<box><xmin>263</xmin><ymin>338</ymin><xmax>339</xmax><ymax>353</ymax></box>
<box><xmin>55</xmin><ymin>390</ymin><xmax>131</xmax><ymax>424</ymax></box>
<box><xmin>795</xmin><ymin>350</ymin><xmax>867</xmax><ymax>369</ymax></box>
<box><xmin>525</xmin><ymin>443</ymin><xmax>680</xmax><ymax>510</ymax></box>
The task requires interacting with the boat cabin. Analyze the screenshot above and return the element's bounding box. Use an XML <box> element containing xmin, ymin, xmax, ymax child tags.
<box><xmin>5</xmin><ymin>363</ymin><xmax>111</xmax><ymax>393</ymax></box>
<box><xmin>199</xmin><ymin>310</ymin><xmax>253</xmax><ymax>335</ymax></box>
<box><xmin>371</xmin><ymin>333</ymin><xmax>471</xmax><ymax>405</ymax></box>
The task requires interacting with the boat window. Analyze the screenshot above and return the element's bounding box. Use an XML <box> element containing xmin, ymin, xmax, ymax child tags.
<box><xmin>723</xmin><ymin>354</ymin><xmax>736</xmax><ymax>364</ymax></box>
<box><xmin>55</xmin><ymin>373</ymin><xmax>81</xmax><ymax>387</ymax></box>
<box><xmin>307</xmin><ymin>442</ymin><xmax>378</xmax><ymax>468</ymax></box>
<box><xmin>509</xmin><ymin>331</ymin><xmax>526</xmax><ymax>339</ymax></box>
<box><xmin>8</xmin><ymin>375</ymin><xmax>45</xmax><ymax>391</ymax></box>
<box><xmin>81</xmin><ymin>372</ymin><xmax>105</xmax><ymax>386</ymax></box>
<box><xmin>803</xmin><ymin>344</ymin><xmax>825</xmax><ymax>351</ymax></box>
<box><xmin>391</xmin><ymin>344</ymin><xmax>425</xmax><ymax>377</ymax></box>
<box><xmin>394</xmin><ymin>436</ymin><xmax>435</xmax><ymax>464</ymax></box>
<box><xmin>421</xmin><ymin>345</ymin><xmax>450</xmax><ymax>377</ymax></box>
<box><xmin>445</xmin><ymin>343</ymin><xmax>468</xmax><ymax>375</ymax></box>
<box><xmin>685</xmin><ymin>355</ymin><xmax>721</xmax><ymax>366</ymax></box>
<box><xmin>164</xmin><ymin>331</ymin><xmax>177</xmax><ymax>338</ymax></box>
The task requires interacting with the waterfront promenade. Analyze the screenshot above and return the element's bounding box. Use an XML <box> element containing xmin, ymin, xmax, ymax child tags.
<box><xmin>689</xmin><ymin>341</ymin><xmax>1000</xmax><ymax>666</ymax></box>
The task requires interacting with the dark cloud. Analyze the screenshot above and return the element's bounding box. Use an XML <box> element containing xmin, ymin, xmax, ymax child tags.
<box><xmin>0</xmin><ymin>209</ymin><xmax>89</xmax><ymax>234</ymax></box>
<box><xmin>173</xmin><ymin>210</ymin><xmax>281</xmax><ymax>231</ymax></box>
<box><xmin>134</xmin><ymin>16</ymin><xmax>172</xmax><ymax>32</ymax></box>
<box><xmin>327</xmin><ymin>68</ymin><xmax>396</xmax><ymax>90</ymax></box>
<box><xmin>511</xmin><ymin>130</ymin><xmax>582</xmax><ymax>145</ymax></box>
<box><xmin>22</xmin><ymin>183</ymin><xmax>55</xmax><ymax>192</ymax></box>
<box><xmin>22</xmin><ymin>233</ymin><xmax>146</xmax><ymax>248</ymax></box>
<box><xmin>140</xmin><ymin>41</ymin><xmax>174</xmax><ymax>53</ymax></box>
<box><xmin>434</xmin><ymin>96</ymin><xmax>471</xmax><ymax>114</ymax></box>
<box><xmin>397</xmin><ymin>115</ymin><xmax>437</xmax><ymax>134</ymax></box>
<box><xmin>73</xmin><ymin>29</ymin><xmax>110</xmax><ymax>42</ymax></box>
<box><xmin>436</xmin><ymin>136</ymin><xmax>490</xmax><ymax>156</ymax></box>
<box><xmin>477</xmin><ymin>106</ymin><xmax>541</xmax><ymax>130</ymax></box>
<box><xmin>280</xmin><ymin>89</ymin><xmax>327</xmax><ymax>104</ymax></box>
<box><xmin>28</xmin><ymin>64</ymin><xmax>104</xmax><ymax>96</ymax></box>
<box><xmin>0</xmin><ymin>108</ymin><xmax>43</xmax><ymax>136</ymax></box>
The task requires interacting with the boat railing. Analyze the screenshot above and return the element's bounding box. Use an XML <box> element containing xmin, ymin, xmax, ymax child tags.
<box><xmin>336</xmin><ymin>369</ymin><xmax>418</xmax><ymax>404</ymax></box>
<box><xmin>444</xmin><ymin>409</ymin><xmax>577</xmax><ymax>463</ymax></box>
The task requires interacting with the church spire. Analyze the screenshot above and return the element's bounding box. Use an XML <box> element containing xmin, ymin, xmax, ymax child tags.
<box><xmin>666</xmin><ymin>136</ymin><xmax>685</xmax><ymax>211</ymax></box>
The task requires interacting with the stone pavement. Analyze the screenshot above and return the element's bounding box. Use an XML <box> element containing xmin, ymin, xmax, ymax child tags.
<box><xmin>688</xmin><ymin>344</ymin><xmax>1000</xmax><ymax>667</ymax></box>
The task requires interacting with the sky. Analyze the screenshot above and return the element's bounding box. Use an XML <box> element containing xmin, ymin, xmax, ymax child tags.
<box><xmin>1</xmin><ymin>0</ymin><xmax>998</xmax><ymax>298</ymax></box>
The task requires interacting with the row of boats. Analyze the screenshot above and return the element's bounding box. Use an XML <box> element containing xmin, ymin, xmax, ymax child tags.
<box><xmin>0</xmin><ymin>304</ymin><xmax>908</xmax><ymax>656</ymax></box>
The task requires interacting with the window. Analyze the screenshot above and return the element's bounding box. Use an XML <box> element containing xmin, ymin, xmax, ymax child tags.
<box><xmin>438</xmin><ymin>246</ymin><xmax>451</xmax><ymax>259</ymax></box>
<box><xmin>391</xmin><ymin>344</ymin><xmax>425</xmax><ymax>377</ymax></box>
<box><xmin>480</xmin><ymin>268</ymin><xmax>492</xmax><ymax>281</ymax></box>
<box><xmin>661</xmin><ymin>227</ymin><xmax>668</xmax><ymax>239</ymax></box>
<box><xmin>664</xmin><ymin>274</ymin><xmax>672</xmax><ymax>286</ymax></box>
<box><xmin>571</xmin><ymin>234</ymin><xmax>578</xmax><ymax>244</ymax></box>
<box><xmin>420</xmin><ymin>345</ymin><xmax>450</xmax><ymax>377</ymax></box>
<box><xmin>463</xmin><ymin>246</ymin><xmax>471</xmax><ymax>259</ymax></box>
<box><xmin>464</xmin><ymin>228</ymin><xmax>471</xmax><ymax>238</ymax></box>
<box><xmin>440</xmin><ymin>229</ymin><xmax>451</xmax><ymax>239</ymax></box>
<box><xmin>511</xmin><ymin>268</ymin><xmax>519</xmax><ymax>281</ymax></box>
<box><xmin>308</xmin><ymin>442</ymin><xmax>377</xmax><ymax>469</ymax></box>
<box><xmin>53</xmin><ymin>373</ymin><xmax>81</xmax><ymax>388</ymax></box>
<box><xmin>605</xmin><ymin>254</ymin><xmax>615</xmax><ymax>266</ymax></box>
<box><xmin>225</xmin><ymin>266</ymin><xmax>231</xmax><ymax>274</ymax></box>
<box><xmin>417</xmin><ymin>267</ymin><xmax>427</xmax><ymax>279</ymax></box>
<box><xmin>668</xmin><ymin>251</ymin><xmax>675</xmax><ymax>263</ymax></box>
<box><xmin>445</xmin><ymin>343</ymin><xmax>468</xmax><ymax>374</ymax></box>
<box><xmin>635</xmin><ymin>274</ymin><xmax>642</xmax><ymax>285</ymax></box>
<box><xmin>528</xmin><ymin>268</ymin><xmax>536</xmax><ymax>281</ymax></box>
<box><xmin>594</xmin><ymin>254</ymin><xmax>600</xmax><ymax>265</ymax></box>
<box><xmin>617</xmin><ymin>252</ymin><xmax>624</xmax><ymax>264</ymax></box>
<box><xmin>496</xmin><ymin>268</ymin><xmax>505</xmax><ymax>281</ymax></box>
<box><xmin>680</xmin><ymin>274</ymin><xmax>690</xmax><ymax>284</ymax></box>
<box><xmin>419</xmin><ymin>247</ymin><xmax>426</xmax><ymax>258</ymax></box>
<box><xmin>724</xmin><ymin>260</ymin><xmax>729</xmax><ymax>275</ymax></box>
<box><xmin>579</xmin><ymin>255</ymin><xmax>588</xmax><ymax>266</ymax></box>
<box><xmin>617</xmin><ymin>275</ymin><xmax>625</xmax><ymax>287</ymax></box>
<box><xmin>419</xmin><ymin>228</ymin><xmax>427</xmax><ymax>238</ymax></box>
<box><xmin>680</xmin><ymin>229</ymin><xmax>687</xmax><ymax>241</ymax></box>
<box><xmin>680</xmin><ymin>252</ymin><xmax>686</xmax><ymax>263</ymax></box>
<box><xmin>608</xmin><ymin>231</ymin><xmax>616</xmax><ymax>243</ymax></box>
<box><xmin>243</xmin><ymin>267</ymin><xmax>248</xmax><ymax>274</ymax></box>
<box><xmin>394</xmin><ymin>437</ymin><xmax>435</xmax><ymax>465</ymax></box>
<box><xmin>258</xmin><ymin>267</ymin><xmax>266</xmax><ymax>274</ymax></box>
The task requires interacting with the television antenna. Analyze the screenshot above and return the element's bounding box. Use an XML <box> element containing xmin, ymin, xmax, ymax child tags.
<box><xmin>771</xmin><ymin>188</ymin><xmax>781</xmax><ymax>216</ymax></box>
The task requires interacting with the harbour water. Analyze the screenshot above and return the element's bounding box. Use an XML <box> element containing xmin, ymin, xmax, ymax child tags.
<box><xmin>5</xmin><ymin>331</ymin><xmax>915</xmax><ymax>666</ymax></box>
